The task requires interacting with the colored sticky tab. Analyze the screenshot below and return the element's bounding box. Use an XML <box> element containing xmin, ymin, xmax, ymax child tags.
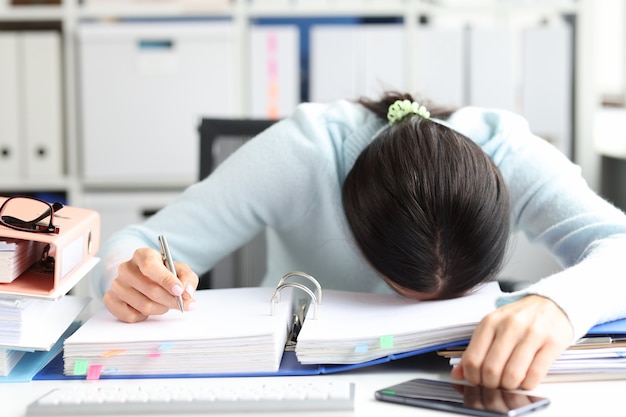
<box><xmin>159</xmin><ymin>343</ymin><xmax>174</xmax><ymax>350</ymax></box>
<box><xmin>148</xmin><ymin>352</ymin><xmax>161</xmax><ymax>358</ymax></box>
<box><xmin>354</xmin><ymin>344</ymin><xmax>369</xmax><ymax>353</ymax></box>
<box><xmin>380</xmin><ymin>335</ymin><xmax>394</xmax><ymax>349</ymax></box>
<box><xmin>100</xmin><ymin>349</ymin><xmax>126</xmax><ymax>358</ymax></box>
<box><xmin>86</xmin><ymin>364</ymin><xmax>103</xmax><ymax>380</ymax></box>
<box><xmin>73</xmin><ymin>360</ymin><xmax>88</xmax><ymax>375</ymax></box>
<box><xmin>267</xmin><ymin>33</ymin><xmax>278</xmax><ymax>52</ymax></box>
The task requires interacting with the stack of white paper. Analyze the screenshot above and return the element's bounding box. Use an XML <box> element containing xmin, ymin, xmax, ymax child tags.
<box><xmin>442</xmin><ymin>324</ymin><xmax>626</xmax><ymax>381</ymax></box>
<box><xmin>0</xmin><ymin>239</ymin><xmax>46</xmax><ymax>283</ymax></box>
<box><xmin>0</xmin><ymin>295</ymin><xmax>90</xmax><ymax>352</ymax></box>
<box><xmin>295</xmin><ymin>282</ymin><xmax>502</xmax><ymax>365</ymax></box>
<box><xmin>0</xmin><ymin>348</ymin><xmax>25</xmax><ymax>376</ymax></box>
<box><xmin>547</xmin><ymin>346</ymin><xmax>626</xmax><ymax>374</ymax></box>
<box><xmin>0</xmin><ymin>297</ymin><xmax>37</xmax><ymax>344</ymax></box>
<box><xmin>0</xmin><ymin>295</ymin><xmax>89</xmax><ymax>379</ymax></box>
<box><xmin>63</xmin><ymin>287</ymin><xmax>294</xmax><ymax>377</ymax></box>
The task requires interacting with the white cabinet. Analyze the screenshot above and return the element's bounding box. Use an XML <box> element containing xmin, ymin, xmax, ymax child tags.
<box><xmin>78</xmin><ymin>21</ymin><xmax>238</xmax><ymax>187</ymax></box>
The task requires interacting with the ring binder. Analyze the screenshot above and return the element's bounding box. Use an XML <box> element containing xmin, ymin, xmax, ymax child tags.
<box><xmin>270</xmin><ymin>271</ymin><xmax>322</xmax><ymax>320</ymax></box>
<box><xmin>50</xmin><ymin>278</ymin><xmax>507</xmax><ymax>380</ymax></box>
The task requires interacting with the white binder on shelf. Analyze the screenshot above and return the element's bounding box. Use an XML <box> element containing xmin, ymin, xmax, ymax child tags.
<box><xmin>21</xmin><ymin>31</ymin><xmax>63</xmax><ymax>179</ymax></box>
<box><xmin>0</xmin><ymin>33</ymin><xmax>21</xmax><ymax>180</ymax></box>
<box><xmin>413</xmin><ymin>25</ymin><xmax>465</xmax><ymax>107</ymax></box>
<box><xmin>522</xmin><ymin>24</ymin><xmax>573</xmax><ymax>157</ymax></box>
<box><xmin>249</xmin><ymin>24</ymin><xmax>300</xmax><ymax>119</ymax></box>
<box><xmin>310</xmin><ymin>24</ymin><xmax>405</xmax><ymax>103</ymax></box>
<box><xmin>361</xmin><ymin>24</ymin><xmax>406</xmax><ymax>99</ymax></box>
<box><xmin>468</xmin><ymin>27</ymin><xmax>515</xmax><ymax>111</ymax></box>
<box><xmin>310</xmin><ymin>25</ymin><xmax>360</xmax><ymax>103</ymax></box>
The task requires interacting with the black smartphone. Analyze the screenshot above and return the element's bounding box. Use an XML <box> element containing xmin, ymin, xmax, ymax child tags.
<box><xmin>375</xmin><ymin>378</ymin><xmax>550</xmax><ymax>417</ymax></box>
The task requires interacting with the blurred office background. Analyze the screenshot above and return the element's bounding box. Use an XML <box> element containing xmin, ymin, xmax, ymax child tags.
<box><xmin>0</xmin><ymin>0</ymin><xmax>625</xmax><ymax>290</ymax></box>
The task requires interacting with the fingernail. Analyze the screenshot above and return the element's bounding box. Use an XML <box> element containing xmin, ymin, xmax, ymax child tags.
<box><xmin>185</xmin><ymin>284</ymin><xmax>195</xmax><ymax>296</ymax></box>
<box><xmin>187</xmin><ymin>301</ymin><xmax>197</xmax><ymax>311</ymax></box>
<box><xmin>171</xmin><ymin>284</ymin><xmax>183</xmax><ymax>296</ymax></box>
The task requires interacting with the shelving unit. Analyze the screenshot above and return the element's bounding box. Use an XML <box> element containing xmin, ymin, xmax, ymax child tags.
<box><xmin>0</xmin><ymin>0</ymin><xmax>599</xmax><ymax>246</ymax></box>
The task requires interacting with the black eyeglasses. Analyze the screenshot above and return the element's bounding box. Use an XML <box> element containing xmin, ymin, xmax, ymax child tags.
<box><xmin>0</xmin><ymin>195</ymin><xmax>64</xmax><ymax>234</ymax></box>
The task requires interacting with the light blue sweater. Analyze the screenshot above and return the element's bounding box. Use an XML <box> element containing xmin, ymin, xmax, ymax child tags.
<box><xmin>97</xmin><ymin>100</ymin><xmax>626</xmax><ymax>341</ymax></box>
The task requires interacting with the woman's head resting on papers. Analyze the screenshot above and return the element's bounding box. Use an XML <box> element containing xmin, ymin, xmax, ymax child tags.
<box><xmin>342</xmin><ymin>91</ymin><xmax>511</xmax><ymax>301</ymax></box>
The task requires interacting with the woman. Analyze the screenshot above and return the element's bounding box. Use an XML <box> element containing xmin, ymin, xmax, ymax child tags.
<box><xmin>97</xmin><ymin>92</ymin><xmax>626</xmax><ymax>390</ymax></box>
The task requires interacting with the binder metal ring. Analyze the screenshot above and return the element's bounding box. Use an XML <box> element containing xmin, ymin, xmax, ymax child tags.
<box><xmin>274</xmin><ymin>271</ymin><xmax>323</xmax><ymax>304</ymax></box>
<box><xmin>270</xmin><ymin>273</ymin><xmax>322</xmax><ymax>320</ymax></box>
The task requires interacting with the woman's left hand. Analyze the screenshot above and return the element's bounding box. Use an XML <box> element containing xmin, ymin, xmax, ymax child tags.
<box><xmin>451</xmin><ymin>295</ymin><xmax>573</xmax><ymax>390</ymax></box>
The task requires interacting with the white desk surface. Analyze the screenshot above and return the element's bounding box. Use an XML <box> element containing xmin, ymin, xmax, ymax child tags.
<box><xmin>2</xmin><ymin>352</ymin><xmax>625</xmax><ymax>417</ymax></box>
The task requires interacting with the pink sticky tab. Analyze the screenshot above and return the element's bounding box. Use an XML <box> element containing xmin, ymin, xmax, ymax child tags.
<box><xmin>267</xmin><ymin>33</ymin><xmax>278</xmax><ymax>51</ymax></box>
<box><xmin>86</xmin><ymin>364</ymin><xmax>103</xmax><ymax>380</ymax></box>
<box><xmin>148</xmin><ymin>352</ymin><xmax>161</xmax><ymax>358</ymax></box>
<box><xmin>268</xmin><ymin>60</ymin><xmax>278</xmax><ymax>78</ymax></box>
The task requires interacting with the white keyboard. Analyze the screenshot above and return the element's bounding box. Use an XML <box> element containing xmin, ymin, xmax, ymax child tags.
<box><xmin>26</xmin><ymin>380</ymin><xmax>355</xmax><ymax>416</ymax></box>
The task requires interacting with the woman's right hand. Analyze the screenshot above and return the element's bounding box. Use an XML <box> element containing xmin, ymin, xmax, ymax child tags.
<box><xmin>103</xmin><ymin>248</ymin><xmax>198</xmax><ymax>323</ymax></box>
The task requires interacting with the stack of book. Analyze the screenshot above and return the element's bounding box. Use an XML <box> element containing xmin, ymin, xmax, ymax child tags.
<box><xmin>0</xmin><ymin>200</ymin><xmax>101</xmax><ymax>382</ymax></box>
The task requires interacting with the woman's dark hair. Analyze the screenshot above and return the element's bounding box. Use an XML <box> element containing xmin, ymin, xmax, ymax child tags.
<box><xmin>342</xmin><ymin>91</ymin><xmax>511</xmax><ymax>298</ymax></box>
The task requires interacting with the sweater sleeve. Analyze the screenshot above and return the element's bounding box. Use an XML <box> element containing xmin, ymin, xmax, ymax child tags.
<box><xmin>94</xmin><ymin>105</ymin><xmax>332</xmax><ymax>298</ymax></box>
<box><xmin>447</xmin><ymin>107</ymin><xmax>626</xmax><ymax>341</ymax></box>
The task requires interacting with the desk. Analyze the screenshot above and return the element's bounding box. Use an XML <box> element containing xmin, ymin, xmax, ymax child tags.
<box><xmin>2</xmin><ymin>353</ymin><xmax>625</xmax><ymax>417</ymax></box>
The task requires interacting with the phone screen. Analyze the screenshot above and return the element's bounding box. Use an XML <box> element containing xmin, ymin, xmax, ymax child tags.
<box><xmin>375</xmin><ymin>378</ymin><xmax>550</xmax><ymax>417</ymax></box>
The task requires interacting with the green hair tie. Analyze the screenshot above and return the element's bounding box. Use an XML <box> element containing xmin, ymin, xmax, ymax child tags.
<box><xmin>387</xmin><ymin>99</ymin><xmax>431</xmax><ymax>125</ymax></box>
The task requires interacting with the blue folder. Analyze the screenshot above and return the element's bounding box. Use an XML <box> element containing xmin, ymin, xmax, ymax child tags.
<box><xmin>585</xmin><ymin>317</ymin><xmax>626</xmax><ymax>336</ymax></box>
<box><xmin>0</xmin><ymin>322</ymin><xmax>81</xmax><ymax>383</ymax></box>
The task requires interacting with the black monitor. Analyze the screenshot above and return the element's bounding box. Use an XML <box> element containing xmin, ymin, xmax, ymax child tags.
<box><xmin>198</xmin><ymin>118</ymin><xmax>276</xmax><ymax>180</ymax></box>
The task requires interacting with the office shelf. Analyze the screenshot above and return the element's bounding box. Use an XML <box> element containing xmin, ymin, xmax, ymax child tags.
<box><xmin>0</xmin><ymin>0</ymin><xmax>598</xmax><ymax>240</ymax></box>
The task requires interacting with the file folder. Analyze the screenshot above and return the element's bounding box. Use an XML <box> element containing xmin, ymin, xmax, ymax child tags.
<box><xmin>468</xmin><ymin>27</ymin><xmax>515</xmax><ymax>111</ymax></box>
<box><xmin>309</xmin><ymin>23</ymin><xmax>405</xmax><ymax>103</ymax></box>
<box><xmin>0</xmin><ymin>200</ymin><xmax>101</xmax><ymax>300</ymax></box>
<box><xmin>522</xmin><ymin>24</ymin><xmax>573</xmax><ymax>157</ymax></box>
<box><xmin>414</xmin><ymin>25</ymin><xmax>465</xmax><ymax>107</ymax></box>
<box><xmin>0</xmin><ymin>33</ymin><xmax>21</xmax><ymax>180</ymax></box>
<box><xmin>249</xmin><ymin>24</ymin><xmax>300</xmax><ymax>119</ymax></box>
<box><xmin>21</xmin><ymin>31</ymin><xmax>63</xmax><ymax>178</ymax></box>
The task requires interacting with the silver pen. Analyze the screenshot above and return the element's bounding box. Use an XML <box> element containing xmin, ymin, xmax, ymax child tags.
<box><xmin>158</xmin><ymin>234</ymin><xmax>184</xmax><ymax>313</ymax></box>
